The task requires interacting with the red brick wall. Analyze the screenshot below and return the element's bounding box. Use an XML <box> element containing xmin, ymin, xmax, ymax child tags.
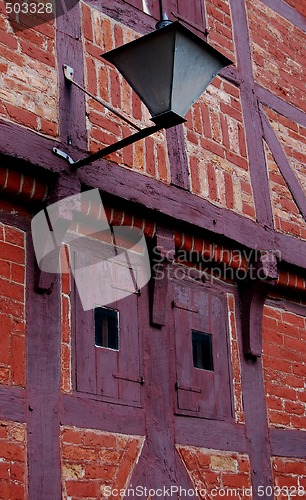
<box><xmin>247</xmin><ymin>0</ymin><xmax>305</xmax><ymax>111</ymax></box>
<box><xmin>60</xmin><ymin>245</ymin><xmax>72</xmax><ymax>393</ymax></box>
<box><xmin>0</xmin><ymin>420</ymin><xmax>27</xmax><ymax>499</ymax></box>
<box><xmin>0</xmin><ymin>223</ymin><xmax>26</xmax><ymax>387</ymax></box>
<box><xmin>60</xmin><ymin>426</ymin><xmax>144</xmax><ymax>499</ymax></box>
<box><xmin>177</xmin><ymin>445</ymin><xmax>251</xmax><ymax>497</ymax></box>
<box><xmin>264</xmin><ymin>141</ymin><xmax>306</xmax><ymax>240</ymax></box>
<box><xmin>272</xmin><ymin>457</ymin><xmax>306</xmax><ymax>499</ymax></box>
<box><xmin>205</xmin><ymin>0</ymin><xmax>236</xmax><ymax>63</ymax></box>
<box><xmin>227</xmin><ymin>294</ymin><xmax>245</xmax><ymax>424</ymax></box>
<box><xmin>263</xmin><ymin>106</ymin><xmax>306</xmax><ymax>239</ymax></box>
<box><xmin>262</xmin><ymin>305</ymin><xmax>306</xmax><ymax>430</ymax></box>
<box><xmin>0</xmin><ymin>1</ymin><xmax>58</xmax><ymax>136</ymax></box>
<box><xmin>186</xmin><ymin>78</ymin><xmax>254</xmax><ymax>219</ymax></box>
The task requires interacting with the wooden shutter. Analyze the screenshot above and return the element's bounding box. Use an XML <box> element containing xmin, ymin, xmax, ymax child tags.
<box><xmin>74</xmin><ymin>251</ymin><xmax>142</xmax><ymax>407</ymax></box>
<box><xmin>163</xmin><ymin>0</ymin><xmax>207</xmax><ymax>34</ymax></box>
<box><xmin>172</xmin><ymin>282</ymin><xmax>232</xmax><ymax>419</ymax></box>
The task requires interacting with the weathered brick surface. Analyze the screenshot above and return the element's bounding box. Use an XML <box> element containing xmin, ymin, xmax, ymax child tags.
<box><xmin>0</xmin><ymin>1</ymin><xmax>58</xmax><ymax>136</ymax></box>
<box><xmin>61</xmin><ymin>425</ymin><xmax>144</xmax><ymax>499</ymax></box>
<box><xmin>263</xmin><ymin>106</ymin><xmax>306</xmax><ymax>238</ymax></box>
<box><xmin>262</xmin><ymin>306</ymin><xmax>306</xmax><ymax>430</ymax></box>
<box><xmin>264</xmin><ymin>142</ymin><xmax>306</xmax><ymax>240</ymax></box>
<box><xmin>0</xmin><ymin>223</ymin><xmax>26</xmax><ymax>387</ymax></box>
<box><xmin>177</xmin><ymin>445</ymin><xmax>251</xmax><ymax>498</ymax></box>
<box><xmin>227</xmin><ymin>294</ymin><xmax>245</xmax><ymax>424</ymax></box>
<box><xmin>272</xmin><ymin>457</ymin><xmax>306</xmax><ymax>499</ymax></box>
<box><xmin>247</xmin><ymin>0</ymin><xmax>305</xmax><ymax>112</ymax></box>
<box><xmin>186</xmin><ymin>78</ymin><xmax>255</xmax><ymax>219</ymax></box>
<box><xmin>82</xmin><ymin>4</ymin><xmax>170</xmax><ymax>182</ymax></box>
<box><xmin>60</xmin><ymin>245</ymin><xmax>72</xmax><ymax>393</ymax></box>
<box><xmin>205</xmin><ymin>0</ymin><xmax>236</xmax><ymax>63</ymax></box>
<box><xmin>283</xmin><ymin>0</ymin><xmax>306</xmax><ymax>16</ymax></box>
<box><xmin>0</xmin><ymin>420</ymin><xmax>27</xmax><ymax>499</ymax></box>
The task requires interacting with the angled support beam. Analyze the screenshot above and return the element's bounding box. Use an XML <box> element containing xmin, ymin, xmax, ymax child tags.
<box><xmin>229</xmin><ymin>0</ymin><xmax>274</xmax><ymax>228</ymax></box>
<box><xmin>34</xmin><ymin>173</ymin><xmax>81</xmax><ymax>294</ymax></box>
<box><xmin>260</xmin><ymin>108</ymin><xmax>306</xmax><ymax>219</ymax></box>
<box><xmin>256</xmin><ymin>84</ymin><xmax>306</xmax><ymax>128</ymax></box>
<box><xmin>260</xmin><ymin>0</ymin><xmax>306</xmax><ymax>33</ymax></box>
<box><xmin>239</xmin><ymin>251</ymin><xmax>278</xmax><ymax>357</ymax></box>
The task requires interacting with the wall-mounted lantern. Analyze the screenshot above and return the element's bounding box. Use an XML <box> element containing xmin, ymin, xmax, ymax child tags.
<box><xmin>53</xmin><ymin>20</ymin><xmax>232</xmax><ymax>170</ymax></box>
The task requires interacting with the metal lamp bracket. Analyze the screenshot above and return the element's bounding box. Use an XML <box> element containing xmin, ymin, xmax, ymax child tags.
<box><xmin>53</xmin><ymin>64</ymin><xmax>161</xmax><ymax>170</ymax></box>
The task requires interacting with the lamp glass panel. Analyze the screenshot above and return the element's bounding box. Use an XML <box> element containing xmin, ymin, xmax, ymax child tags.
<box><xmin>104</xmin><ymin>30</ymin><xmax>175</xmax><ymax>117</ymax></box>
<box><xmin>171</xmin><ymin>31</ymin><xmax>227</xmax><ymax>117</ymax></box>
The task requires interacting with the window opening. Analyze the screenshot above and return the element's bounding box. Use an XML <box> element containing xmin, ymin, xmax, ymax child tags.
<box><xmin>192</xmin><ymin>331</ymin><xmax>214</xmax><ymax>371</ymax></box>
<box><xmin>95</xmin><ymin>307</ymin><xmax>119</xmax><ymax>350</ymax></box>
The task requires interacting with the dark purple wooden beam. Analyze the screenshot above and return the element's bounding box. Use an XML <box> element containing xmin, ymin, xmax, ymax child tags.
<box><xmin>175</xmin><ymin>418</ymin><xmax>248</xmax><ymax>452</ymax></box>
<box><xmin>229</xmin><ymin>0</ymin><xmax>274</xmax><ymax>228</ymax></box>
<box><xmin>87</xmin><ymin>0</ymin><xmax>156</xmax><ymax>35</ymax></box>
<box><xmin>78</xmin><ymin>155</ymin><xmax>306</xmax><ymax>269</ymax></box>
<box><xmin>0</xmin><ymin>120</ymin><xmax>65</xmax><ymax>174</ymax></box>
<box><xmin>61</xmin><ymin>394</ymin><xmax>145</xmax><ymax>435</ymax></box>
<box><xmin>234</xmin><ymin>293</ymin><xmax>274</xmax><ymax>499</ymax></box>
<box><xmin>260</xmin><ymin>0</ymin><xmax>306</xmax><ymax>33</ymax></box>
<box><xmin>270</xmin><ymin>428</ymin><xmax>306</xmax><ymax>458</ymax></box>
<box><xmin>0</xmin><ymin>116</ymin><xmax>305</xmax><ymax>269</ymax></box>
<box><xmin>261</xmin><ymin>109</ymin><xmax>306</xmax><ymax>219</ymax></box>
<box><xmin>166</xmin><ymin>126</ymin><xmax>190</xmax><ymax>190</ymax></box>
<box><xmin>150</xmin><ymin>227</ymin><xmax>175</xmax><ymax>326</ymax></box>
<box><xmin>26</xmin><ymin>235</ymin><xmax>62</xmax><ymax>498</ymax></box>
<box><xmin>56</xmin><ymin>3</ymin><xmax>87</xmax><ymax>151</ymax></box>
<box><xmin>239</xmin><ymin>252</ymin><xmax>278</xmax><ymax>357</ymax></box>
<box><xmin>256</xmin><ymin>84</ymin><xmax>306</xmax><ymax>128</ymax></box>
<box><xmin>0</xmin><ymin>387</ymin><xmax>26</xmax><ymax>423</ymax></box>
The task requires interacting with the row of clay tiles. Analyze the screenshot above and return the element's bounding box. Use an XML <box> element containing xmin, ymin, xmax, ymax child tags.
<box><xmin>0</xmin><ymin>166</ymin><xmax>305</xmax><ymax>293</ymax></box>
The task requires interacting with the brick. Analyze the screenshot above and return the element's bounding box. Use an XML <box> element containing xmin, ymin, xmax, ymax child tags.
<box><xmin>10</xmin><ymin>462</ymin><xmax>25</xmax><ymax>481</ymax></box>
<box><xmin>11</xmin><ymin>335</ymin><xmax>25</xmax><ymax>387</ymax></box>
<box><xmin>0</xmin><ymin>482</ymin><xmax>24</xmax><ymax>500</ymax></box>
<box><xmin>20</xmin><ymin>39</ymin><xmax>55</xmax><ymax>67</ymax></box>
<box><xmin>284</xmin><ymin>401</ymin><xmax>304</xmax><ymax>415</ymax></box>
<box><xmin>62</xmin><ymin>445</ymin><xmax>96</xmax><ymax>462</ymax></box>
<box><xmin>222</xmin><ymin>473</ymin><xmax>250</xmax><ymax>488</ymax></box>
<box><xmin>85</xmin><ymin>464</ymin><xmax>117</xmax><ymax>480</ymax></box>
<box><xmin>65</xmin><ymin>480</ymin><xmax>100</xmax><ymax>497</ymax></box>
<box><xmin>0</xmin><ymin>442</ymin><xmax>25</xmax><ymax>462</ymax></box>
<box><xmin>83</xmin><ymin>432</ymin><xmax>117</xmax><ymax>449</ymax></box>
<box><xmin>5</xmin><ymin>104</ymin><xmax>37</xmax><ymax>130</ymax></box>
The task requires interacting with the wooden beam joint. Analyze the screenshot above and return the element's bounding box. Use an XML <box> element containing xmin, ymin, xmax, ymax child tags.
<box><xmin>150</xmin><ymin>227</ymin><xmax>175</xmax><ymax>327</ymax></box>
<box><xmin>239</xmin><ymin>251</ymin><xmax>278</xmax><ymax>357</ymax></box>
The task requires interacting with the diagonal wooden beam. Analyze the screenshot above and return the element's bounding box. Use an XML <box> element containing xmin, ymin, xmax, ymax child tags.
<box><xmin>229</xmin><ymin>0</ymin><xmax>274</xmax><ymax>228</ymax></box>
<box><xmin>260</xmin><ymin>108</ymin><xmax>306</xmax><ymax>219</ymax></box>
<box><xmin>256</xmin><ymin>84</ymin><xmax>306</xmax><ymax>128</ymax></box>
<box><xmin>260</xmin><ymin>0</ymin><xmax>306</xmax><ymax>33</ymax></box>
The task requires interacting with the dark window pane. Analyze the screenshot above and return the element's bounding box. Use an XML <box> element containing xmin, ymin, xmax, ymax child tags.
<box><xmin>95</xmin><ymin>307</ymin><xmax>119</xmax><ymax>350</ymax></box>
<box><xmin>192</xmin><ymin>331</ymin><xmax>214</xmax><ymax>371</ymax></box>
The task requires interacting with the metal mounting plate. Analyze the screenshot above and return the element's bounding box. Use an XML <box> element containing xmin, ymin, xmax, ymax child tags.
<box><xmin>63</xmin><ymin>64</ymin><xmax>74</xmax><ymax>82</ymax></box>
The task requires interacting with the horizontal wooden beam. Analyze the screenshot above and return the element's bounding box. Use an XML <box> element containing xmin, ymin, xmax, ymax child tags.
<box><xmin>175</xmin><ymin>417</ymin><xmax>248</xmax><ymax>452</ymax></box>
<box><xmin>61</xmin><ymin>394</ymin><xmax>146</xmax><ymax>435</ymax></box>
<box><xmin>256</xmin><ymin>84</ymin><xmax>306</xmax><ymax>128</ymax></box>
<box><xmin>270</xmin><ymin>428</ymin><xmax>306</xmax><ymax>458</ymax></box>
<box><xmin>0</xmin><ymin>386</ymin><xmax>26</xmax><ymax>423</ymax></box>
<box><xmin>1</xmin><ymin>119</ymin><xmax>306</xmax><ymax>270</ymax></box>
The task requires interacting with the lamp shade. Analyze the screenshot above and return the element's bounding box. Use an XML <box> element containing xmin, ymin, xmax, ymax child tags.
<box><xmin>103</xmin><ymin>22</ymin><xmax>232</xmax><ymax>128</ymax></box>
